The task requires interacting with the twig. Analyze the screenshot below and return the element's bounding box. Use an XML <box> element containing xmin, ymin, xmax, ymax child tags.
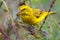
<box><xmin>39</xmin><ymin>30</ymin><xmax>48</xmax><ymax>40</ymax></box>
<box><xmin>0</xmin><ymin>1</ymin><xmax>3</xmax><ymax>8</ymax></box>
<box><xmin>29</xmin><ymin>0</ymin><xmax>32</xmax><ymax>6</ymax></box>
<box><xmin>2</xmin><ymin>0</ymin><xmax>21</xmax><ymax>40</ymax></box>
<box><xmin>2</xmin><ymin>0</ymin><xmax>14</xmax><ymax>23</ymax></box>
<box><xmin>10</xmin><ymin>23</ymin><xmax>22</xmax><ymax>40</ymax></box>
<box><xmin>48</xmin><ymin>0</ymin><xmax>56</xmax><ymax>12</ymax></box>
<box><xmin>18</xmin><ymin>0</ymin><xmax>26</xmax><ymax>6</ymax></box>
<box><xmin>0</xmin><ymin>9</ymin><xmax>12</xmax><ymax>40</ymax></box>
<box><xmin>2</xmin><ymin>0</ymin><xmax>9</xmax><ymax>12</ymax></box>
<box><xmin>39</xmin><ymin>0</ymin><xmax>56</xmax><ymax>30</ymax></box>
<box><xmin>0</xmin><ymin>28</ymin><xmax>11</xmax><ymax>40</ymax></box>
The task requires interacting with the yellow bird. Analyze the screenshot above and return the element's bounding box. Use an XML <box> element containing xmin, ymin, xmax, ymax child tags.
<box><xmin>17</xmin><ymin>5</ymin><xmax>55</xmax><ymax>26</ymax></box>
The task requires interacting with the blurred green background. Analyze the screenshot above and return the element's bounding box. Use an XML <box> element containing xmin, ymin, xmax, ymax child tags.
<box><xmin>0</xmin><ymin>0</ymin><xmax>60</xmax><ymax>40</ymax></box>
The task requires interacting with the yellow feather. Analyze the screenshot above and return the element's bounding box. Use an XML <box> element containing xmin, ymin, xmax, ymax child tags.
<box><xmin>17</xmin><ymin>5</ymin><xmax>55</xmax><ymax>26</ymax></box>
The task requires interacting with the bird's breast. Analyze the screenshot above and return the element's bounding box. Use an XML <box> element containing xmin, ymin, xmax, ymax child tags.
<box><xmin>21</xmin><ymin>16</ymin><xmax>39</xmax><ymax>25</ymax></box>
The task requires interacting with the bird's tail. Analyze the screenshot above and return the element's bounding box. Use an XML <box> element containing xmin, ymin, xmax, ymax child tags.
<box><xmin>48</xmin><ymin>12</ymin><xmax>56</xmax><ymax>15</ymax></box>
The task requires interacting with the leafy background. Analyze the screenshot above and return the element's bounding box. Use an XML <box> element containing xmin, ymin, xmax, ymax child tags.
<box><xmin>0</xmin><ymin>0</ymin><xmax>60</xmax><ymax>40</ymax></box>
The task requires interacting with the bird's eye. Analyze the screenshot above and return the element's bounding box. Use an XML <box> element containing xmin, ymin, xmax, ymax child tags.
<box><xmin>21</xmin><ymin>8</ymin><xmax>25</xmax><ymax>11</ymax></box>
<box><xmin>23</xmin><ymin>8</ymin><xmax>25</xmax><ymax>10</ymax></box>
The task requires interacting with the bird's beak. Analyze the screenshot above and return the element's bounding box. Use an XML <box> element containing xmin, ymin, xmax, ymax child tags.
<box><xmin>16</xmin><ymin>10</ymin><xmax>22</xmax><ymax>16</ymax></box>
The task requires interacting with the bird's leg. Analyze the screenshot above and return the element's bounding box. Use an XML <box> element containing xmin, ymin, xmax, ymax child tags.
<box><xmin>28</xmin><ymin>25</ymin><xmax>35</xmax><ymax>35</ymax></box>
<box><xmin>28</xmin><ymin>25</ymin><xmax>41</xmax><ymax>39</ymax></box>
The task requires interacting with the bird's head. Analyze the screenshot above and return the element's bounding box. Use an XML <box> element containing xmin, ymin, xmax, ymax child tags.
<box><xmin>18</xmin><ymin>5</ymin><xmax>31</xmax><ymax>11</ymax></box>
<box><xmin>17</xmin><ymin>5</ymin><xmax>33</xmax><ymax>16</ymax></box>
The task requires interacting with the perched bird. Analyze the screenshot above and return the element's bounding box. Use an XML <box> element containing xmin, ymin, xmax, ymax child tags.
<box><xmin>17</xmin><ymin>5</ymin><xmax>55</xmax><ymax>26</ymax></box>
